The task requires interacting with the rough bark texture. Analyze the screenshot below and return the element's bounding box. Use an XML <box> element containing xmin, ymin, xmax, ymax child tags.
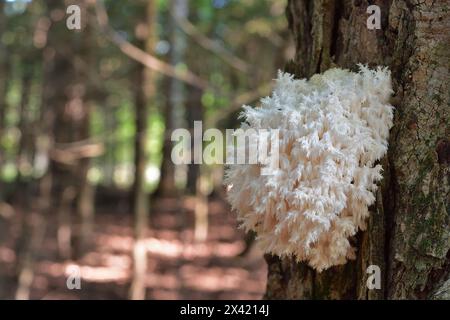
<box><xmin>265</xmin><ymin>0</ymin><xmax>449</xmax><ymax>300</ymax></box>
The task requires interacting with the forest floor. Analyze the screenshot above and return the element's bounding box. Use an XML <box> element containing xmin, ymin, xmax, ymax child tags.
<box><xmin>0</xmin><ymin>196</ymin><xmax>267</xmax><ymax>299</ymax></box>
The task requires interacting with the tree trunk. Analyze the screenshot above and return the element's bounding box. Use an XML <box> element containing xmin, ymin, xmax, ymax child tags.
<box><xmin>129</xmin><ymin>0</ymin><xmax>155</xmax><ymax>300</ymax></box>
<box><xmin>0</xmin><ymin>0</ymin><xmax>8</xmax><ymax>298</ymax></box>
<box><xmin>194</xmin><ymin>166</ymin><xmax>209</xmax><ymax>242</ymax></box>
<box><xmin>129</xmin><ymin>63</ymin><xmax>149</xmax><ymax>300</ymax></box>
<box><xmin>0</xmin><ymin>0</ymin><xmax>9</xmax><ymax>189</ymax></box>
<box><xmin>156</xmin><ymin>0</ymin><xmax>189</xmax><ymax>196</ymax></box>
<box><xmin>44</xmin><ymin>0</ymin><xmax>92</xmax><ymax>260</ymax></box>
<box><xmin>74</xmin><ymin>10</ymin><xmax>97</xmax><ymax>258</ymax></box>
<box><xmin>16</xmin><ymin>64</ymin><xmax>34</xmax><ymax>182</ymax></box>
<box><xmin>265</xmin><ymin>0</ymin><xmax>449</xmax><ymax>300</ymax></box>
<box><xmin>186</xmin><ymin>87</ymin><xmax>203</xmax><ymax>194</ymax></box>
<box><xmin>130</xmin><ymin>65</ymin><xmax>148</xmax><ymax>300</ymax></box>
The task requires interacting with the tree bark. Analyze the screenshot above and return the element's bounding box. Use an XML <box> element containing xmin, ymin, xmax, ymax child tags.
<box><xmin>44</xmin><ymin>0</ymin><xmax>93</xmax><ymax>259</ymax></box>
<box><xmin>156</xmin><ymin>0</ymin><xmax>189</xmax><ymax>196</ymax></box>
<box><xmin>0</xmin><ymin>0</ymin><xmax>10</xmax><ymax>189</ymax></box>
<box><xmin>129</xmin><ymin>60</ymin><xmax>150</xmax><ymax>300</ymax></box>
<box><xmin>186</xmin><ymin>87</ymin><xmax>203</xmax><ymax>194</ymax></box>
<box><xmin>129</xmin><ymin>0</ymin><xmax>155</xmax><ymax>300</ymax></box>
<box><xmin>265</xmin><ymin>0</ymin><xmax>449</xmax><ymax>300</ymax></box>
<box><xmin>129</xmin><ymin>63</ymin><xmax>149</xmax><ymax>300</ymax></box>
<box><xmin>0</xmin><ymin>0</ymin><xmax>8</xmax><ymax>298</ymax></box>
<box><xmin>16</xmin><ymin>63</ymin><xmax>34</xmax><ymax>182</ymax></box>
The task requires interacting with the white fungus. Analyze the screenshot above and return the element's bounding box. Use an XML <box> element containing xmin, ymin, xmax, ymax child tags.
<box><xmin>225</xmin><ymin>65</ymin><xmax>394</xmax><ymax>271</ymax></box>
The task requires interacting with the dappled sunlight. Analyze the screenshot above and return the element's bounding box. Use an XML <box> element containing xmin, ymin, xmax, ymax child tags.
<box><xmin>0</xmin><ymin>0</ymin><xmax>289</xmax><ymax>301</ymax></box>
<box><xmin>2</xmin><ymin>198</ymin><xmax>266</xmax><ymax>299</ymax></box>
<box><xmin>77</xmin><ymin>266</ymin><xmax>129</xmax><ymax>283</ymax></box>
<box><xmin>0</xmin><ymin>246</ymin><xmax>16</xmax><ymax>263</ymax></box>
<box><xmin>35</xmin><ymin>261</ymin><xmax>66</xmax><ymax>278</ymax></box>
<box><xmin>145</xmin><ymin>273</ymin><xmax>179</xmax><ymax>290</ymax></box>
<box><xmin>95</xmin><ymin>234</ymin><xmax>134</xmax><ymax>253</ymax></box>
<box><xmin>144</xmin><ymin>238</ymin><xmax>182</xmax><ymax>258</ymax></box>
<box><xmin>142</xmin><ymin>237</ymin><xmax>244</xmax><ymax>260</ymax></box>
<box><xmin>180</xmin><ymin>265</ymin><xmax>250</xmax><ymax>292</ymax></box>
<box><xmin>81</xmin><ymin>252</ymin><xmax>131</xmax><ymax>269</ymax></box>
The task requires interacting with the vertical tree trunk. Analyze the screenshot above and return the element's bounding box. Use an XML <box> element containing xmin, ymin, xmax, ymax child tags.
<box><xmin>76</xmin><ymin>154</ymin><xmax>95</xmax><ymax>255</ymax></box>
<box><xmin>156</xmin><ymin>0</ymin><xmax>189</xmax><ymax>196</ymax></box>
<box><xmin>186</xmin><ymin>87</ymin><xmax>203</xmax><ymax>194</ymax></box>
<box><xmin>0</xmin><ymin>0</ymin><xmax>9</xmax><ymax>188</ymax></box>
<box><xmin>129</xmin><ymin>0</ymin><xmax>155</xmax><ymax>300</ymax></box>
<box><xmin>0</xmin><ymin>0</ymin><xmax>8</xmax><ymax>298</ymax></box>
<box><xmin>75</xmin><ymin>10</ymin><xmax>97</xmax><ymax>258</ymax></box>
<box><xmin>16</xmin><ymin>64</ymin><xmax>34</xmax><ymax>182</ymax></box>
<box><xmin>194</xmin><ymin>166</ymin><xmax>209</xmax><ymax>242</ymax></box>
<box><xmin>0</xmin><ymin>0</ymin><xmax>6</xmax><ymax>129</ymax></box>
<box><xmin>129</xmin><ymin>63</ymin><xmax>149</xmax><ymax>300</ymax></box>
<box><xmin>44</xmin><ymin>0</ymin><xmax>92</xmax><ymax>260</ymax></box>
<box><xmin>104</xmin><ymin>104</ymin><xmax>117</xmax><ymax>187</ymax></box>
<box><xmin>265</xmin><ymin>0</ymin><xmax>449</xmax><ymax>300</ymax></box>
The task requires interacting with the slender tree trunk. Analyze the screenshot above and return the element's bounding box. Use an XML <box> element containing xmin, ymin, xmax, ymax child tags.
<box><xmin>104</xmin><ymin>106</ymin><xmax>117</xmax><ymax>187</ymax></box>
<box><xmin>16</xmin><ymin>65</ymin><xmax>34</xmax><ymax>182</ymax></box>
<box><xmin>156</xmin><ymin>0</ymin><xmax>189</xmax><ymax>196</ymax></box>
<box><xmin>76</xmin><ymin>154</ymin><xmax>95</xmax><ymax>255</ymax></box>
<box><xmin>157</xmin><ymin>77</ymin><xmax>177</xmax><ymax>195</ymax></box>
<box><xmin>74</xmin><ymin>11</ymin><xmax>97</xmax><ymax>258</ymax></box>
<box><xmin>265</xmin><ymin>0</ymin><xmax>450</xmax><ymax>300</ymax></box>
<box><xmin>186</xmin><ymin>87</ymin><xmax>203</xmax><ymax>194</ymax></box>
<box><xmin>129</xmin><ymin>63</ymin><xmax>149</xmax><ymax>300</ymax></box>
<box><xmin>0</xmin><ymin>0</ymin><xmax>9</xmax><ymax>187</ymax></box>
<box><xmin>194</xmin><ymin>166</ymin><xmax>209</xmax><ymax>242</ymax></box>
<box><xmin>0</xmin><ymin>1</ymin><xmax>8</xmax><ymax>299</ymax></box>
<box><xmin>14</xmin><ymin>210</ymin><xmax>46</xmax><ymax>300</ymax></box>
<box><xmin>129</xmin><ymin>0</ymin><xmax>155</xmax><ymax>300</ymax></box>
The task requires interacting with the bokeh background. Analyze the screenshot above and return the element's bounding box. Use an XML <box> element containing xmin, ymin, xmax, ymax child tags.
<box><xmin>0</xmin><ymin>0</ymin><xmax>292</xmax><ymax>299</ymax></box>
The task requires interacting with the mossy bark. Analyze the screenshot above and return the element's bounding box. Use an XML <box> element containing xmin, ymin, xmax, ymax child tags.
<box><xmin>265</xmin><ymin>0</ymin><xmax>449</xmax><ymax>300</ymax></box>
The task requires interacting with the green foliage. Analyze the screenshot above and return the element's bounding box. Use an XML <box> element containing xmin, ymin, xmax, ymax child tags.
<box><xmin>0</xmin><ymin>0</ymin><xmax>289</xmax><ymax>190</ymax></box>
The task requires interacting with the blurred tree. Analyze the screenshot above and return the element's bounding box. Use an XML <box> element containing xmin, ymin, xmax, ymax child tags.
<box><xmin>129</xmin><ymin>0</ymin><xmax>156</xmax><ymax>300</ymax></box>
<box><xmin>16</xmin><ymin>59</ymin><xmax>34</xmax><ymax>183</ymax></box>
<box><xmin>12</xmin><ymin>0</ymin><xmax>48</xmax><ymax>300</ymax></box>
<box><xmin>0</xmin><ymin>0</ymin><xmax>9</xmax><ymax>188</ymax></box>
<box><xmin>156</xmin><ymin>0</ymin><xmax>189</xmax><ymax>196</ymax></box>
<box><xmin>43</xmin><ymin>0</ymin><xmax>94</xmax><ymax>259</ymax></box>
<box><xmin>185</xmin><ymin>89</ymin><xmax>203</xmax><ymax>195</ymax></box>
<box><xmin>184</xmin><ymin>8</ymin><xmax>204</xmax><ymax>195</ymax></box>
<box><xmin>0</xmin><ymin>0</ymin><xmax>7</xmax><ymax>298</ymax></box>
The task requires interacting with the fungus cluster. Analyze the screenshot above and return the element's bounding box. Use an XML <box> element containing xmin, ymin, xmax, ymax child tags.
<box><xmin>225</xmin><ymin>65</ymin><xmax>394</xmax><ymax>271</ymax></box>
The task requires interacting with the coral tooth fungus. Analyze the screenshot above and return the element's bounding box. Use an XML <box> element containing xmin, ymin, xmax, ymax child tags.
<box><xmin>225</xmin><ymin>65</ymin><xmax>394</xmax><ymax>271</ymax></box>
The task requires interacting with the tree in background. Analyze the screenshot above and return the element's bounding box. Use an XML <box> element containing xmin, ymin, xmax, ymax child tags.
<box><xmin>0</xmin><ymin>0</ymin><xmax>8</xmax><ymax>298</ymax></box>
<box><xmin>129</xmin><ymin>0</ymin><xmax>156</xmax><ymax>300</ymax></box>
<box><xmin>0</xmin><ymin>0</ymin><xmax>8</xmax><ymax>175</ymax></box>
<box><xmin>0</xmin><ymin>0</ymin><xmax>289</xmax><ymax>300</ymax></box>
<box><xmin>156</xmin><ymin>0</ymin><xmax>189</xmax><ymax>196</ymax></box>
<box><xmin>43</xmin><ymin>0</ymin><xmax>95</xmax><ymax>259</ymax></box>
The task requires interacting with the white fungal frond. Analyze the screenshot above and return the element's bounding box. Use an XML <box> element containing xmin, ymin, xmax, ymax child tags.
<box><xmin>224</xmin><ymin>65</ymin><xmax>394</xmax><ymax>271</ymax></box>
